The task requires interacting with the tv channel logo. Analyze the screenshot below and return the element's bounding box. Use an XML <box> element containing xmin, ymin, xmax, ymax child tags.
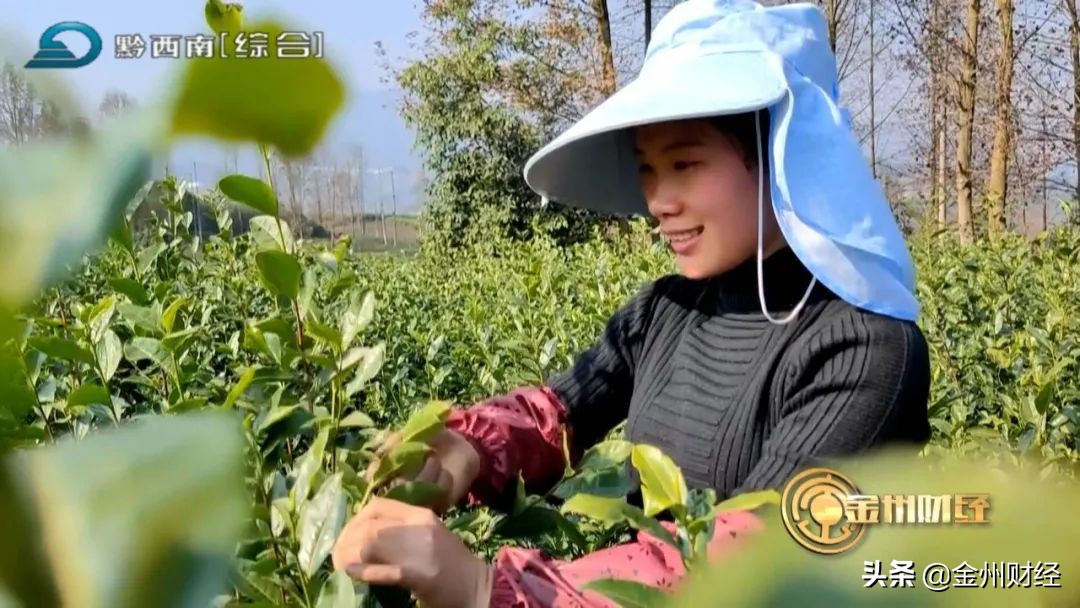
<box><xmin>25</xmin><ymin>22</ymin><xmax>103</xmax><ymax>69</ymax></box>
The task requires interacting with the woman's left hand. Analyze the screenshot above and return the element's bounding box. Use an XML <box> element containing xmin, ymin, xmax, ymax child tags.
<box><xmin>331</xmin><ymin>497</ymin><xmax>494</xmax><ymax>608</ymax></box>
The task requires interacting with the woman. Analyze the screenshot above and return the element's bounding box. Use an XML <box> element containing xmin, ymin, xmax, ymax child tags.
<box><xmin>332</xmin><ymin>1</ymin><xmax>932</xmax><ymax>606</ymax></box>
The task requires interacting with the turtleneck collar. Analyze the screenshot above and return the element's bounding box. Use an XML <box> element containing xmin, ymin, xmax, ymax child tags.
<box><xmin>694</xmin><ymin>245</ymin><xmax>828</xmax><ymax>314</ymax></box>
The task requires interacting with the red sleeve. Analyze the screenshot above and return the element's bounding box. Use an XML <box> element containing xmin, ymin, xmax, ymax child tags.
<box><xmin>445</xmin><ymin>386</ymin><xmax>572</xmax><ymax>508</ymax></box>
<box><xmin>486</xmin><ymin>510</ymin><xmax>765</xmax><ymax>607</ymax></box>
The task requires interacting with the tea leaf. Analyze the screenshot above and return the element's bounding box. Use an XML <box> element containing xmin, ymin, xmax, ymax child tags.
<box><xmin>219</xmin><ymin>175</ymin><xmax>278</xmax><ymax>218</ymax></box>
<box><xmin>95</xmin><ymin>330</ymin><xmax>122</xmax><ymax>384</ymax></box>
<box><xmin>398</xmin><ymin>400</ymin><xmax>452</xmax><ymax>445</ymax></box>
<box><xmin>27</xmin><ymin>336</ymin><xmax>95</xmax><ymax>366</ymax></box>
<box><xmin>343</xmin><ymin>344</ymin><xmax>385</xmax><ymax>398</ymax></box>
<box><xmin>255</xmin><ymin>251</ymin><xmax>302</xmax><ymax>300</ymax></box>
<box><xmin>340</xmin><ymin>411</ymin><xmax>375</xmax><ymax>428</ymax></box>
<box><xmin>560</xmin><ymin>494</ymin><xmax>625</xmax><ymax>523</ymax></box>
<box><xmin>341</xmin><ymin>291</ymin><xmax>375</xmax><ymax>350</ymax></box>
<box><xmin>384</xmin><ymin>481</ymin><xmax>443</xmax><ymax>507</ymax></box>
<box><xmin>369</xmin><ymin>441</ymin><xmax>430</xmax><ymax>488</ymax></box>
<box><xmin>298</xmin><ymin>473</ymin><xmax>346</xmax><ymax>579</ymax></box>
<box><xmin>315</xmin><ymin>570</ymin><xmax>358</xmax><ymax>608</ymax></box>
<box><xmin>631</xmin><ymin>444</ymin><xmax>687</xmax><ymax>517</ymax></box>
<box><xmin>124</xmin><ymin>337</ymin><xmax>169</xmax><ymax>368</ymax></box>
<box><xmin>67</xmin><ymin>384</ymin><xmax>111</xmax><ymax>408</ymax></box>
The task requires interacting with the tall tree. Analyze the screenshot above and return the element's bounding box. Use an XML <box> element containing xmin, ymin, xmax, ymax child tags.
<box><xmin>1065</xmin><ymin>0</ymin><xmax>1080</xmax><ymax>209</ymax></box>
<box><xmin>99</xmin><ymin>89</ymin><xmax>136</xmax><ymax>119</ymax></box>
<box><xmin>986</xmin><ymin>0</ymin><xmax>1015</xmax><ymax>238</ymax></box>
<box><xmin>955</xmin><ymin>0</ymin><xmax>982</xmax><ymax>244</ymax></box>
<box><xmin>0</xmin><ymin>63</ymin><xmax>39</xmax><ymax>144</ymax></box>
<box><xmin>591</xmin><ymin>0</ymin><xmax>618</xmax><ymax>96</ymax></box>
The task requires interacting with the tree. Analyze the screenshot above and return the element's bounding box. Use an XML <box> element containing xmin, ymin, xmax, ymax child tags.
<box><xmin>591</xmin><ymin>0</ymin><xmax>618</xmax><ymax>96</ymax></box>
<box><xmin>99</xmin><ymin>89</ymin><xmax>136</xmax><ymax>119</ymax></box>
<box><xmin>986</xmin><ymin>0</ymin><xmax>1015</xmax><ymax>238</ymax></box>
<box><xmin>383</xmin><ymin>0</ymin><xmax>603</xmax><ymax>250</ymax></box>
<box><xmin>955</xmin><ymin>0</ymin><xmax>982</xmax><ymax>245</ymax></box>
<box><xmin>1065</xmin><ymin>0</ymin><xmax>1080</xmax><ymax>209</ymax></box>
<box><xmin>0</xmin><ymin>63</ymin><xmax>40</xmax><ymax>144</ymax></box>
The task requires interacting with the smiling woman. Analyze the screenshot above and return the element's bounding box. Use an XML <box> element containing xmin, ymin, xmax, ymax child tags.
<box><xmin>330</xmin><ymin>1</ymin><xmax>933</xmax><ymax>606</ymax></box>
<box><xmin>634</xmin><ymin>112</ymin><xmax>783</xmax><ymax>279</ymax></box>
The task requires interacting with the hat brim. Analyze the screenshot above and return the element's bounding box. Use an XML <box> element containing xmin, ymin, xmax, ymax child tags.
<box><xmin>523</xmin><ymin>50</ymin><xmax>786</xmax><ymax>216</ymax></box>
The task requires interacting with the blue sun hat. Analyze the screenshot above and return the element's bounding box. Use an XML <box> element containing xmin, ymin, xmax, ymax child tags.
<box><xmin>522</xmin><ymin>0</ymin><xmax>920</xmax><ymax>323</ymax></box>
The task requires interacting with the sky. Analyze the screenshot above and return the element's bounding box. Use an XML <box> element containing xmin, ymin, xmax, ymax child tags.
<box><xmin>0</xmin><ymin>1</ymin><xmax>429</xmax><ymax>211</ymax></box>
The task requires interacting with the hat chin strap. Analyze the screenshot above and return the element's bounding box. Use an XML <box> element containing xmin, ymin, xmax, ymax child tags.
<box><xmin>755</xmin><ymin>109</ymin><xmax>817</xmax><ymax>325</ymax></box>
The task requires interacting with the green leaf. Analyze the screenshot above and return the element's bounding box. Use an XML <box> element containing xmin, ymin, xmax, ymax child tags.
<box><xmin>95</xmin><ymin>330</ymin><xmax>122</xmax><ymax>386</ymax></box>
<box><xmin>384</xmin><ymin>481</ymin><xmax>443</xmax><ymax>507</ymax></box>
<box><xmin>219</xmin><ymin>175</ymin><xmax>278</xmax><ymax>217</ymax></box>
<box><xmin>117</xmin><ymin>303</ymin><xmax>163</xmax><ymax>335</ymax></box>
<box><xmin>255</xmin><ymin>250</ymin><xmax>302</xmax><ymax>300</ymax></box>
<box><xmin>255</xmin><ymin>404</ymin><xmax>301</xmax><ymax>435</ymax></box>
<box><xmin>369</xmin><ymin>441</ymin><xmax>430</xmax><ymax>489</ymax></box>
<box><xmin>343</xmin><ymin>344</ymin><xmax>385</xmax><ymax>398</ymax></box>
<box><xmin>86</xmin><ymin>296</ymin><xmax>117</xmax><ymax>345</ymax></box>
<box><xmin>292</xmin><ymin>429</ymin><xmax>329</xmax><ymax>505</ymax></box>
<box><xmin>0</xmin><ymin>411</ymin><xmax>247</xmax><ymax>608</ymax></box>
<box><xmin>27</xmin><ymin>336</ymin><xmax>95</xmax><ymax>366</ymax></box>
<box><xmin>579</xmin><ymin>439</ymin><xmax>634</xmax><ymax>471</ymax></box>
<box><xmin>67</xmin><ymin>384</ymin><xmax>111</xmax><ymax>407</ymax></box>
<box><xmin>162</xmin><ymin>328</ymin><xmax>199</xmax><ymax>358</ymax></box>
<box><xmin>1034</xmin><ymin>381</ymin><xmax>1055</xmax><ymax>416</ymax></box>
<box><xmin>169</xmin><ymin>20</ymin><xmax>345</xmax><ymax>156</ymax></box>
<box><xmin>298</xmin><ymin>473</ymin><xmax>347</xmax><ymax>579</ymax></box>
<box><xmin>709</xmin><ymin>489</ymin><xmax>781</xmax><ymax>517</ymax></box>
<box><xmin>582</xmin><ymin>579</ymin><xmax>668</xmax><ymax>608</ymax></box>
<box><xmin>560</xmin><ymin>494</ymin><xmax>626</xmax><ymax>523</ymax></box>
<box><xmin>554</xmin><ymin>466</ymin><xmax>632</xmax><ymax>500</ymax></box>
<box><xmin>494</xmin><ymin>502</ymin><xmax>588</xmax><ymax>550</ymax></box>
<box><xmin>249</xmin><ymin>215</ymin><xmax>294</xmax><ymax>253</ymax></box>
<box><xmin>124</xmin><ymin>337</ymin><xmax>169</xmax><ymax>367</ymax></box>
<box><xmin>631</xmin><ymin>444</ymin><xmax>688</xmax><ymax>517</ymax></box>
<box><xmin>398</xmin><ymin>400</ymin><xmax>452</xmax><ymax>445</ymax></box>
<box><xmin>108</xmin><ymin>278</ymin><xmax>151</xmax><ymax>306</ymax></box>
<box><xmin>160</xmin><ymin>297</ymin><xmax>187</xmax><ymax>334</ymax></box>
<box><xmin>0</xmin><ymin>107</ymin><xmax>155</xmax><ymax>308</ymax></box>
<box><xmin>315</xmin><ymin>570</ymin><xmax>357</xmax><ymax>608</ymax></box>
<box><xmin>341</xmin><ymin>291</ymin><xmax>375</xmax><ymax>349</ymax></box>
<box><xmin>224</xmin><ymin>367</ymin><xmax>256</xmax><ymax>408</ymax></box>
<box><xmin>307</xmin><ymin>317</ymin><xmax>343</xmax><ymax>353</ymax></box>
<box><xmin>0</xmin><ymin>348</ymin><xmax>36</xmax><ymax>420</ymax></box>
<box><xmin>340</xmin><ymin>411</ymin><xmax>374</xmax><ymax>428</ymax></box>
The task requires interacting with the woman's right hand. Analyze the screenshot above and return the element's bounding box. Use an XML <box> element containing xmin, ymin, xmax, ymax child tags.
<box><xmin>370</xmin><ymin>428</ymin><xmax>482</xmax><ymax>513</ymax></box>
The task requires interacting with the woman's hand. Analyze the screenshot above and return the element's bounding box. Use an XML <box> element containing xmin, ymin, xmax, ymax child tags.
<box><xmin>370</xmin><ymin>428</ymin><xmax>481</xmax><ymax>512</ymax></box>
<box><xmin>332</xmin><ymin>497</ymin><xmax>493</xmax><ymax>608</ymax></box>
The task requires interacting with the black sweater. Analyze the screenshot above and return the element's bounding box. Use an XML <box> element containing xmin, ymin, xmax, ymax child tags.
<box><xmin>547</xmin><ymin>245</ymin><xmax>932</xmax><ymax>498</ymax></box>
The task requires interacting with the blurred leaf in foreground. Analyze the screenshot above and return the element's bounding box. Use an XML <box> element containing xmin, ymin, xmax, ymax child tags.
<box><xmin>0</xmin><ymin>111</ymin><xmax>160</xmax><ymax>308</ymax></box>
<box><xmin>0</xmin><ymin>412</ymin><xmax>249</xmax><ymax>608</ymax></box>
<box><xmin>169</xmin><ymin>20</ymin><xmax>345</xmax><ymax>156</ymax></box>
<box><xmin>672</xmin><ymin>448</ymin><xmax>1080</xmax><ymax>608</ymax></box>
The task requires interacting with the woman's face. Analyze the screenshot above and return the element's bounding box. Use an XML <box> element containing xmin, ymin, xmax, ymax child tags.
<box><xmin>634</xmin><ymin>118</ymin><xmax>784</xmax><ymax>279</ymax></box>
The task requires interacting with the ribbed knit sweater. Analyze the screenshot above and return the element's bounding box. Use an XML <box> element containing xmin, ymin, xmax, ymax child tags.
<box><xmin>546</xmin><ymin>244</ymin><xmax>932</xmax><ymax>497</ymax></box>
